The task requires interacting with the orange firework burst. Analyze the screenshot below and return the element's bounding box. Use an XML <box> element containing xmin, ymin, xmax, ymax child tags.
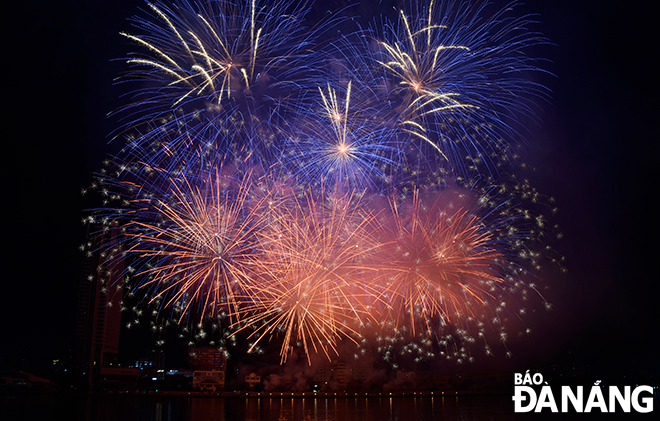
<box><xmin>232</xmin><ymin>188</ymin><xmax>384</xmax><ymax>364</ymax></box>
<box><xmin>125</xmin><ymin>169</ymin><xmax>273</xmax><ymax>324</ymax></box>
<box><xmin>376</xmin><ymin>188</ymin><xmax>510</xmax><ymax>337</ymax></box>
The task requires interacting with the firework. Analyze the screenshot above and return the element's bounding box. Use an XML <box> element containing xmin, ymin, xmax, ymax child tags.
<box><xmin>354</xmin><ymin>187</ymin><xmax>534</xmax><ymax>365</ymax></box>
<box><xmin>84</xmin><ymin>0</ymin><xmax>559</xmax><ymax>366</ymax></box>
<box><xmin>122</xmin><ymin>169</ymin><xmax>274</xmax><ymax>324</ymax></box>
<box><xmin>376</xmin><ymin>189</ymin><xmax>504</xmax><ymax>335</ymax></box>
<box><xmin>330</xmin><ymin>0</ymin><xmax>549</xmax><ymax>176</ymax></box>
<box><xmin>231</xmin><ymin>188</ymin><xmax>385</xmax><ymax>363</ymax></box>
<box><xmin>115</xmin><ymin>0</ymin><xmax>340</xmax><ymax>168</ymax></box>
<box><xmin>121</xmin><ymin>0</ymin><xmax>318</xmax><ymax>108</ymax></box>
<box><xmin>279</xmin><ymin>80</ymin><xmax>402</xmax><ymax>192</ymax></box>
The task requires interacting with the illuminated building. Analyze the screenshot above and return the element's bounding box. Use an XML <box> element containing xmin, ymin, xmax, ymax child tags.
<box><xmin>188</xmin><ymin>347</ymin><xmax>226</xmax><ymax>391</ymax></box>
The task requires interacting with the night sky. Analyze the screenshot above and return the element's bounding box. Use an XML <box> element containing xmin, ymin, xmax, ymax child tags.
<box><xmin>5</xmin><ymin>0</ymin><xmax>656</xmax><ymax>382</ymax></box>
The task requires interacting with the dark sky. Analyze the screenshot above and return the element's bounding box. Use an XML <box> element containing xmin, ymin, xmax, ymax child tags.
<box><xmin>5</xmin><ymin>0</ymin><xmax>656</xmax><ymax>380</ymax></box>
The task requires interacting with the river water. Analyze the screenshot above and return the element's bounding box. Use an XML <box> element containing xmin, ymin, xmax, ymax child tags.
<box><xmin>1</xmin><ymin>393</ymin><xmax>655</xmax><ymax>420</ymax></box>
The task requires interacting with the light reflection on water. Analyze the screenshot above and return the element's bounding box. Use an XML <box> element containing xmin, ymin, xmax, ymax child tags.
<box><xmin>3</xmin><ymin>392</ymin><xmax>657</xmax><ymax>420</ymax></box>
<box><xmin>2</xmin><ymin>395</ymin><xmax>519</xmax><ymax>421</ymax></box>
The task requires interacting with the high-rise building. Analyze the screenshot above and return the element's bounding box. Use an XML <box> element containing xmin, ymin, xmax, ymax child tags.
<box><xmin>74</xmin><ymin>224</ymin><xmax>124</xmax><ymax>389</ymax></box>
